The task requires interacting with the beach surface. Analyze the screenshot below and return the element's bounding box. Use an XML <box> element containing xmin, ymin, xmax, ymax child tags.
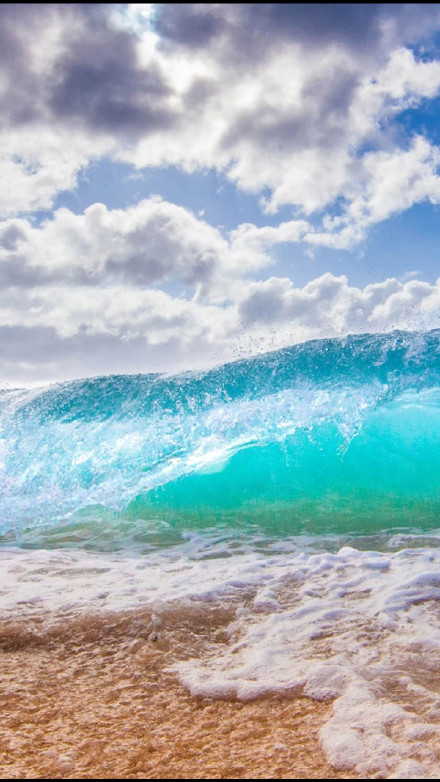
<box><xmin>0</xmin><ymin>607</ymin><xmax>356</xmax><ymax>780</ymax></box>
<box><xmin>2</xmin><ymin>542</ymin><xmax>440</xmax><ymax>779</ymax></box>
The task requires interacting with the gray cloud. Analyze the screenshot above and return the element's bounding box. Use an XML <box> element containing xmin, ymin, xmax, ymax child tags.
<box><xmin>0</xmin><ymin>4</ymin><xmax>53</xmax><ymax>126</ymax></box>
<box><xmin>48</xmin><ymin>14</ymin><xmax>174</xmax><ymax>136</ymax></box>
<box><xmin>1</xmin><ymin>3</ymin><xmax>438</xmax><ymax>142</ymax></box>
<box><xmin>154</xmin><ymin>4</ymin><xmax>383</xmax><ymax>55</ymax></box>
<box><xmin>0</xmin><ymin>200</ymin><xmax>234</xmax><ymax>289</ymax></box>
<box><xmin>0</xmin><ymin>310</ymin><xmax>232</xmax><ymax>386</ymax></box>
<box><xmin>220</xmin><ymin>67</ymin><xmax>361</xmax><ymax>158</ymax></box>
<box><xmin>2</xmin><ymin>3</ymin><xmax>440</xmax><ymax>387</ymax></box>
<box><xmin>154</xmin><ymin>3</ymin><xmax>227</xmax><ymax>50</ymax></box>
<box><xmin>0</xmin><ymin>200</ymin><xmax>311</xmax><ymax>294</ymax></box>
<box><xmin>0</xmin><ymin>4</ymin><xmax>175</xmax><ymax>139</ymax></box>
<box><xmin>0</xmin><ymin>223</ymin><xmax>26</xmax><ymax>251</ymax></box>
<box><xmin>2</xmin><ymin>2</ymin><xmax>440</xmax><ymax>224</ymax></box>
<box><xmin>154</xmin><ymin>3</ymin><xmax>439</xmax><ymax>60</ymax></box>
<box><xmin>2</xmin><ymin>271</ymin><xmax>439</xmax><ymax>387</ymax></box>
<box><xmin>0</xmin><ymin>326</ymin><xmax>169</xmax><ymax>385</ymax></box>
<box><xmin>0</xmin><ymin>258</ymin><xmax>56</xmax><ymax>288</ymax></box>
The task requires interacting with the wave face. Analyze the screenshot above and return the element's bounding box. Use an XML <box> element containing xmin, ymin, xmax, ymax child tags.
<box><xmin>2</xmin><ymin>328</ymin><xmax>440</xmax><ymax>544</ymax></box>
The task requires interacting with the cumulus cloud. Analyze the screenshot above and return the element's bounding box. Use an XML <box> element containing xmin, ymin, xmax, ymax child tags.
<box><xmin>0</xmin><ymin>285</ymin><xmax>229</xmax><ymax>341</ymax></box>
<box><xmin>154</xmin><ymin>4</ymin><xmax>435</xmax><ymax>60</ymax></box>
<box><xmin>0</xmin><ymin>286</ymin><xmax>238</xmax><ymax>386</ymax></box>
<box><xmin>306</xmin><ymin>135</ymin><xmax>440</xmax><ymax>248</ymax></box>
<box><xmin>0</xmin><ymin>4</ymin><xmax>173</xmax><ymax>137</ymax></box>
<box><xmin>0</xmin><ymin>3</ymin><xmax>170</xmax><ymax>216</ymax></box>
<box><xmin>238</xmin><ymin>273</ymin><xmax>440</xmax><ymax>342</ymax></box>
<box><xmin>0</xmin><ymin>127</ymin><xmax>111</xmax><ymax>217</ymax></box>
<box><xmin>0</xmin><ymin>200</ymin><xmax>228</xmax><ymax>288</ymax></box>
<box><xmin>0</xmin><ymin>199</ymin><xmax>309</xmax><ymax>292</ymax></box>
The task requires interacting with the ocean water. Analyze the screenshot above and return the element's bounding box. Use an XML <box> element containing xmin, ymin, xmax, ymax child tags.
<box><xmin>3</xmin><ymin>328</ymin><xmax>440</xmax><ymax>777</ymax></box>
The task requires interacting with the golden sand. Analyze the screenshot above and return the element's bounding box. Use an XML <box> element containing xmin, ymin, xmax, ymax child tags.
<box><xmin>0</xmin><ymin>606</ymin><xmax>360</xmax><ymax>780</ymax></box>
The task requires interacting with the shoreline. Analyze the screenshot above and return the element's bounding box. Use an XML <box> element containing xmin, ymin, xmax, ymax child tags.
<box><xmin>0</xmin><ymin>609</ymin><xmax>357</xmax><ymax>780</ymax></box>
<box><xmin>3</xmin><ymin>545</ymin><xmax>440</xmax><ymax>777</ymax></box>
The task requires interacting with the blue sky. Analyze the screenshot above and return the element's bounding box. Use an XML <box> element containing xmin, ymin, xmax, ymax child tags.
<box><xmin>2</xmin><ymin>3</ymin><xmax>440</xmax><ymax>384</ymax></box>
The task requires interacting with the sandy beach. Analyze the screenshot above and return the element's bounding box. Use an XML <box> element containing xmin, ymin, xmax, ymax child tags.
<box><xmin>0</xmin><ymin>608</ymin><xmax>359</xmax><ymax>780</ymax></box>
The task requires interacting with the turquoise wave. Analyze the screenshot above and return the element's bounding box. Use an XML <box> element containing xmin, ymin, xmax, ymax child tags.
<box><xmin>2</xmin><ymin>328</ymin><xmax>440</xmax><ymax>543</ymax></box>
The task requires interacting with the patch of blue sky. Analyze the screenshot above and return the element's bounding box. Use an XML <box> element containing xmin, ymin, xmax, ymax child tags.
<box><xmin>270</xmin><ymin>200</ymin><xmax>440</xmax><ymax>290</ymax></box>
<box><xmin>359</xmin><ymin>202</ymin><xmax>440</xmax><ymax>284</ymax></box>
<box><xmin>395</xmin><ymin>96</ymin><xmax>440</xmax><ymax>147</ymax></box>
<box><xmin>52</xmin><ymin>157</ymin><xmax>294</xmax><ymax>231</ymax></box>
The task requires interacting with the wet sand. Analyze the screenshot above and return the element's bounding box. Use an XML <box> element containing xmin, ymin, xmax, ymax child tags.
<box><xmin>0</xmin><ymin>608</ymin><xmax>358</xmax><ymax>780</ymax></box>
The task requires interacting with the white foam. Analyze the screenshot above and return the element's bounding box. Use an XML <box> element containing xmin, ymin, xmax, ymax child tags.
<box><xmin>3</xmin><ymin>540</ymin><xmax>440</xmax><ymax>776</ymax></box>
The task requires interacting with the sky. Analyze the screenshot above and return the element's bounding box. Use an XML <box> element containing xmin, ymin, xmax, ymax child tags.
<box><xmin>3</xmin><ymin>3</ymin><xmax>440</xmax><ymax>385</ymax></box>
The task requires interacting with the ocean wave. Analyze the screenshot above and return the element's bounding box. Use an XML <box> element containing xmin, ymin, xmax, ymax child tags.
<box><xmin>1</xmin><ymin>328</ymin><xmax>440</xmax><ymax>540</ymax></box>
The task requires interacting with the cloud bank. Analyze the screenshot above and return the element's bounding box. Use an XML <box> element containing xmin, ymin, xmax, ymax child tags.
<box><xmin>1</xmin><ymin>198</ymin><xmax>439</xmax><ymax>384</ymax></box>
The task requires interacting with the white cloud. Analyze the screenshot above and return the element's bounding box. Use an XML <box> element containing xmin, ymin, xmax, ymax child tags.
<box><xmin>237</xmin><ymin>273</ymin><xmax>440</xmax><ymax>344</ymax></box>
<box><xmin>0</xmin><ymin>284</ymin><xmax>231</xmax><ymax>341</ymax></box>
<box><xmin>120</xmin><ymin>21</ymin><xmax>440</xmax><ymax>231</ymax></box>
<box><xmin>307</xmin><ymin>136</ymin><xmax>440</xmax><ymax>248</ymax></box>
<box><xmin>0</xmin><ymin>199</ymin><xmax>309</xmax><ymax>294</ymax></box>
<box><xmin>0</xmin><ymin>127</ymin><xmax>110</xmax><ymax>217</ymax></box>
